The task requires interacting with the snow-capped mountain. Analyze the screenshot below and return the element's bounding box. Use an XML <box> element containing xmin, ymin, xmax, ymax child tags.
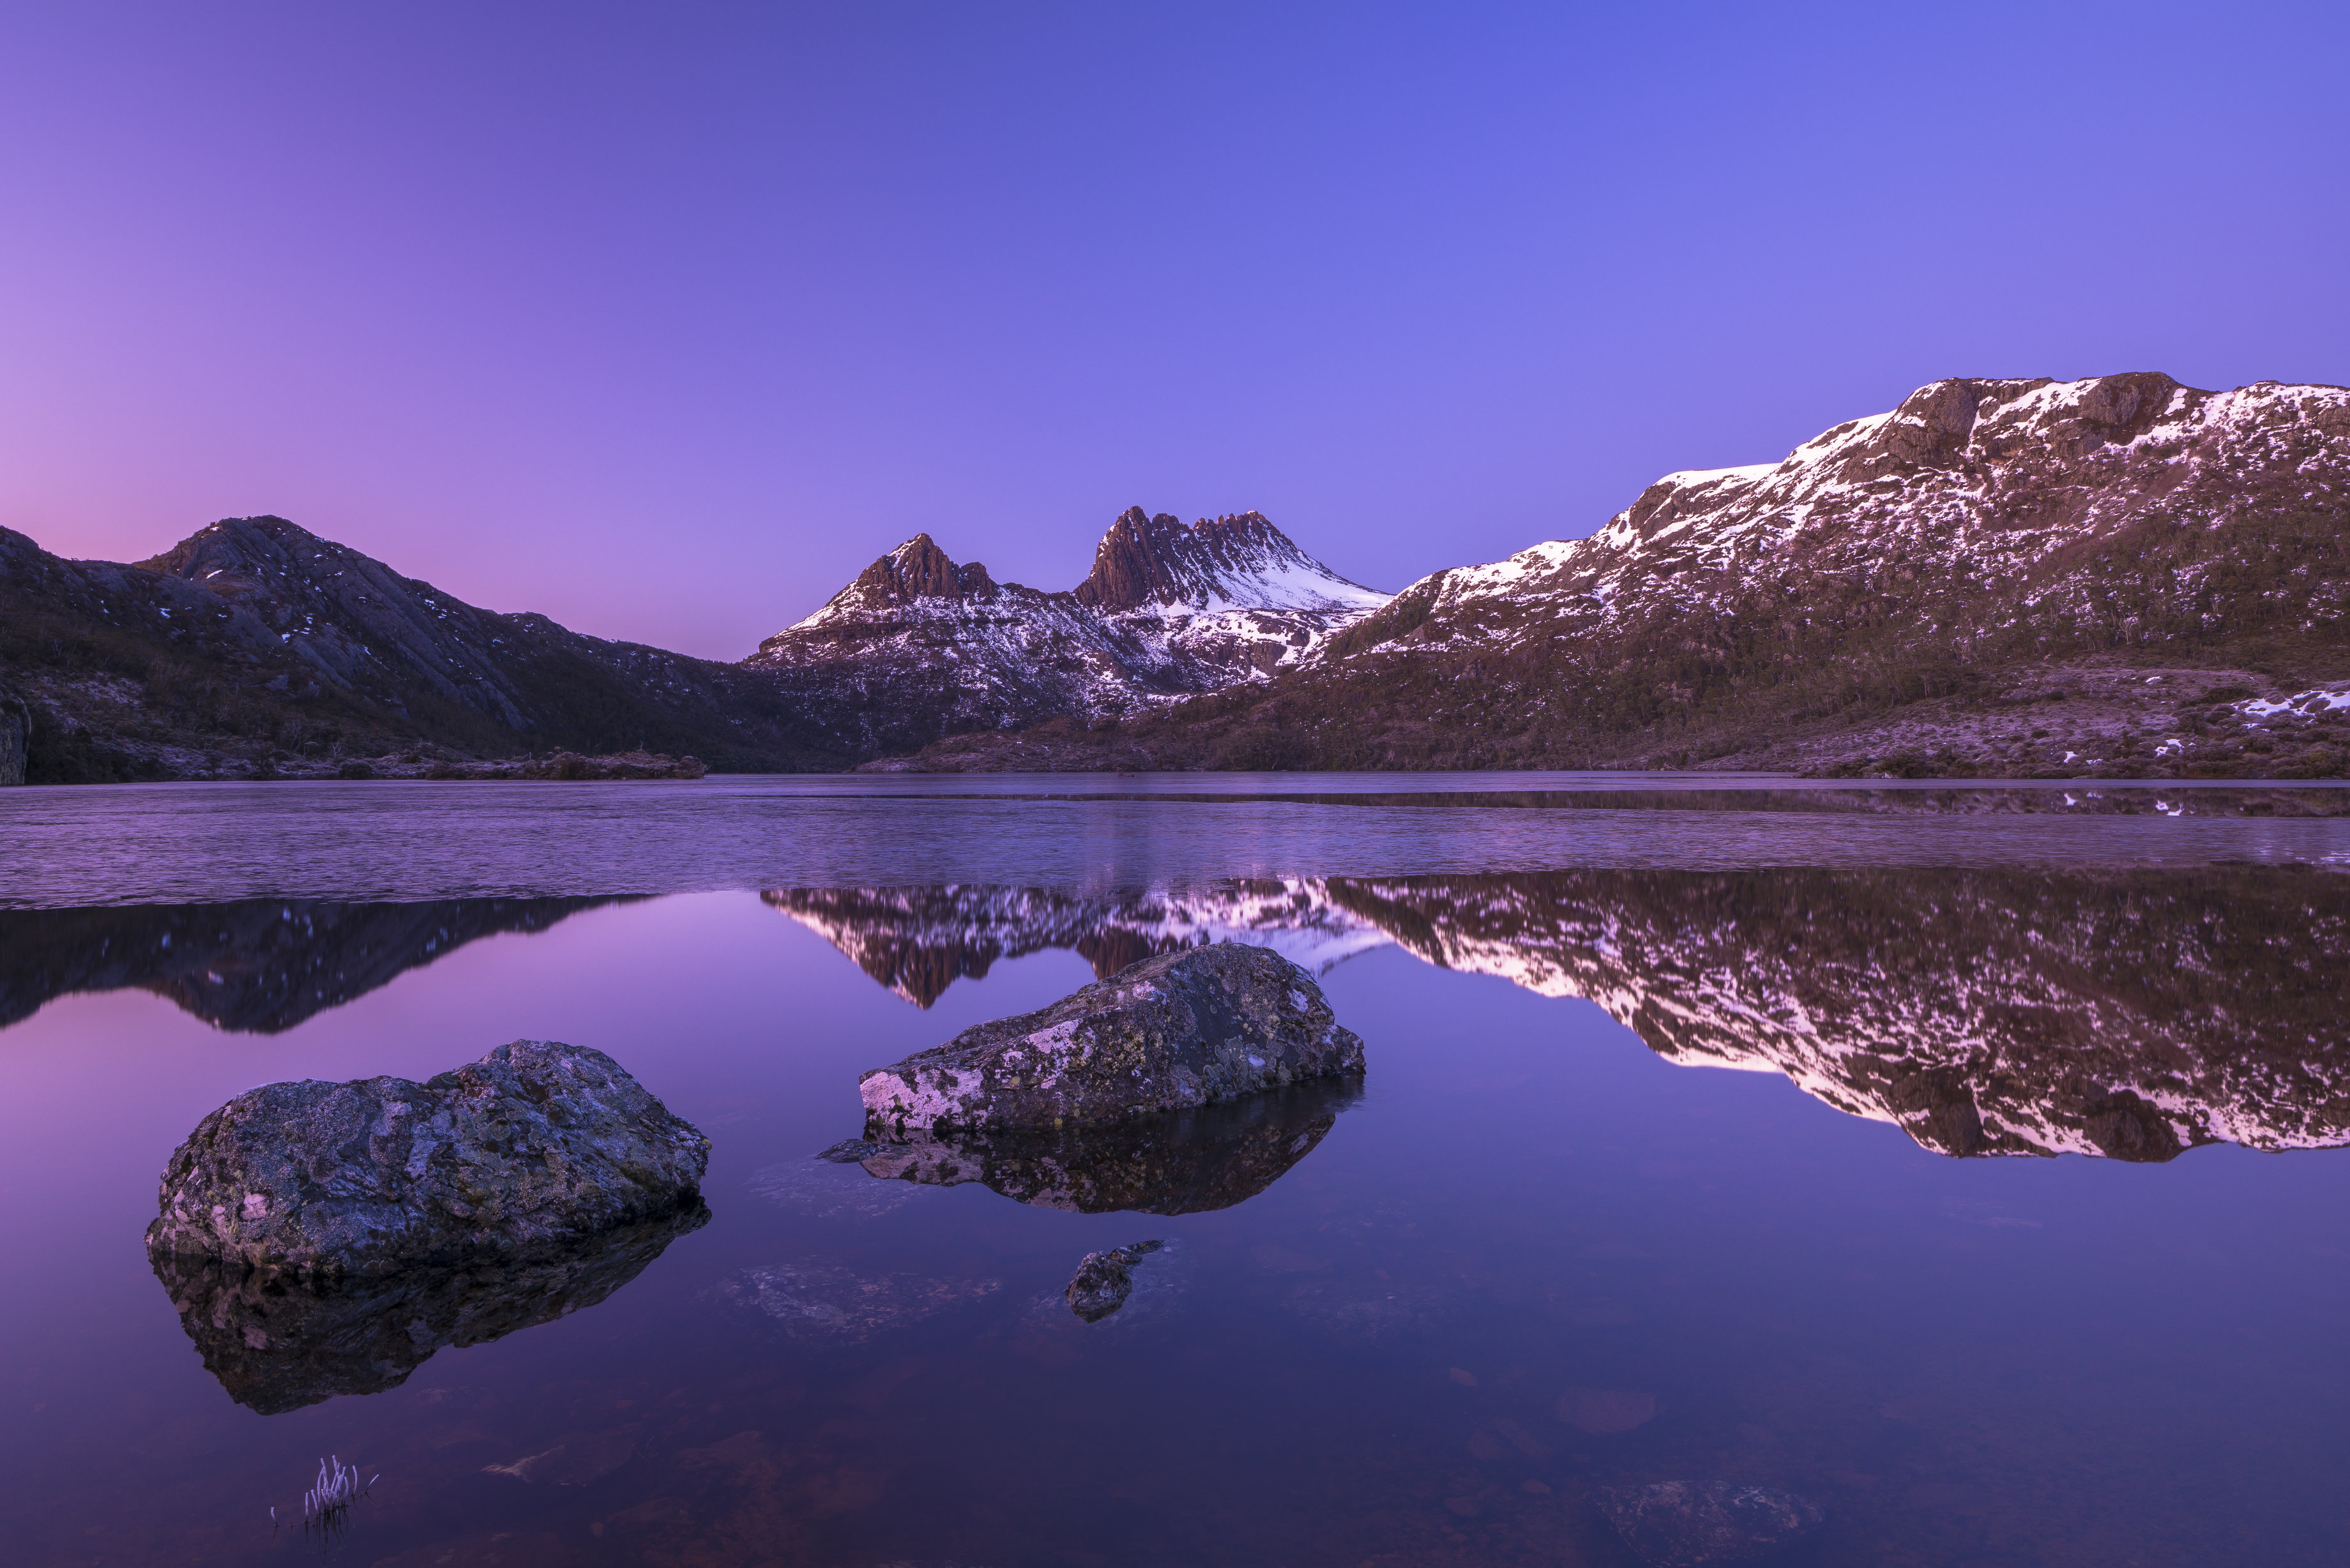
<box><xmin>893</xmin><ymin>373</ymin><xmax>2350</xmax><ymax>776</ymax></box>
<box><xmin>1363</xmin><ymin>374</ymin><xmax>2350</xmax><ymax>666</ymax></box>
<box><xmin>766</xmin><ymin>868</ymin><xmax>2350</xmax><ymax>1161</ymax></box>
<box><xmin>1301</xmin><ymin>373</ymin><xmax>2350</xmax><ymax>774</ymax></box>
<box><xmin>745</xmin><ymin>507</ymin><xmax>1387</xmax><ymax>759</ymax></box>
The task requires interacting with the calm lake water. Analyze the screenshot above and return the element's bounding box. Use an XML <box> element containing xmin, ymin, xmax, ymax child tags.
<box><xmin>4</xmin><ymin>775</ymin><xmax>2349</xmax><ymax>1566</ymax></box>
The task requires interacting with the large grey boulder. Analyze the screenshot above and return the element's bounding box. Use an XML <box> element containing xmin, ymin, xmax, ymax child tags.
<box><xmin>146</xmin><ymin>1039</ymin><xmax>709</xmax><ymax>1280</ymax></box>
<box><xmin>859</xmin><ymin>942</ymin><xmax>1364</xmax><ymax>1135</ymax></box>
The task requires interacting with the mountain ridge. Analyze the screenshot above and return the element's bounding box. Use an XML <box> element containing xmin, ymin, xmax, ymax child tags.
<box><xmin>6</xmin><ymin>371</ymin><xmax>2347</xmax><ymax>782</ymax></box>
<box><xmin>880</xmin><ymin>373</ymin><xmax>2350</xmax><ymax>778</ymax></box>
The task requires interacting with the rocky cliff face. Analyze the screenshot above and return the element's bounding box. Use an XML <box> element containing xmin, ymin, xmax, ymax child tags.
<box><xmin>769</xmin><ymin>867</ymin><xmax>2350</xmax><ymax>1161</ymax></box>
<box><xmin>0</xmin><ymin>515</ymin><xmax>848</xmax><ymax>779</ymax></box>
<box><xmin>747</xmin><ymin>508</ymin><xmax>1386</xmax><ymax>758</ymax></box>
<box><xmin>0</xmin><ymin>677</ymin><xmax>26</xmax><ymax>785</ymax></box>
<box><xmin>881</xmin><ymin>375</ymin><xmax>2350</xmax><ymax>776</ymax></box>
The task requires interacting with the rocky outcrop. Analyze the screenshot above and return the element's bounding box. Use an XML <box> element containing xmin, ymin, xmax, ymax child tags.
<box><xmin>858</xmin><ymin>942</ymin><xmax>1365</xmax><ymax>1134</ymax></box>
<box><xmin>0</xmin><ymin>679</ymin><xmax>25</xmax><ymax>785</ymax></box>
<box><xmin>1073</xmin><ymin>508</ymin><xmax>1383</xmax><ymax>617</ymax></box>
<box><xmin>151</xmin><ymin>1203</ymin><xmax>707</xmax><ymax>1413</ymax></box>
<box><xmin>854</xmin><ymin>1076</ymin><xmax>1358</xmax><ymax>1212</ymax></box>
<box><xmin>1065</xmin><ymin>1240</ymin><xmax>1164</xmax><ymax>1322</ymax></box>
<box><xmin>1595</xmin><ymin>1482</ymin><xmax>1823</xmax><ymax>1567</ymax></box>
<box><xmin>146</xmin><ymin>1040</ymin><xmax>709</xmax><ymax>1279</ymax></box>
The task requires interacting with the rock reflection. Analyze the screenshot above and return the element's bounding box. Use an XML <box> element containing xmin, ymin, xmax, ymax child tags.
<box><xmin>774</xmin><ymin>869</ymin><xmax>2350</xmax><ymax>1160</ymax></box>
<box><xmin>853</xmin><ymin>1077</ymin><xmax>1360</xmax><ymax>1213</ymax></box>
<box><xmin>0</xmin><ymin>896</ymin><xmax>630</xmax><ymax>1033</ymax></box>
<box><xmin>150</xmin><ymin>1201</ymin><xmax>708</xmax><ymax>1413</ymax></box>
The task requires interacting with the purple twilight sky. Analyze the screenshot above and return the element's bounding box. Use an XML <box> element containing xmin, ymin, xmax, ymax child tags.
<box><xmin>3</xmin><ymin>3</ymin><xmax>2345</xmax><ymax>660</ymax></box>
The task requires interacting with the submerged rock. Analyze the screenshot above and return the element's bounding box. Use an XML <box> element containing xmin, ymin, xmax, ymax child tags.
<box><xmin>713</xmin><ymin>1261</ymin><xmax>1000</xmax><ymax>1342</ymax></box>
<box><xmin>1595</xmin><ymin>1481</ymin><xmax>1824</xmax><ymax>1566</ymax></box>
<box><xmin>747</xmin><ymin>1149</ymin><xmax>929</xmax><ymax>1220</ymax></box>
<box><xmin>854</xmin><ymin>1076</ymin><xmax>1358</xmax><ymax>1214</ymax></box>
<box><xmin>1065</xmin><ymin>1240</ymin><xmax>1164</xmax><ymax>1322</ymax></box>
<box><xmin>859</xmin><ymin>942</ymin><xmax>1363</xmax><ymax>1135</ymax></box>
<box><xmin>146</xmin><ymin>1039</ymin><xmax>710</xmax><ymax>1279</ymax></box>
<box><xmin>153</xmin><ymin>1202</ymin><xmax>708</xmax><ymax>1413</ymax></box>
<box><xmin>1280</xmin><ymin>1275</ymin><xmax>1452</xmax><ymax>1346</ymax></box>
<box><xmin>481</xmin><ymin>1426</ymin><xmax>642</xmax><ymax>1486</ymax></box>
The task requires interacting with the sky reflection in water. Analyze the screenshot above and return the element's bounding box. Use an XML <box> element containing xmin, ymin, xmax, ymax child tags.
<box><xmin>2</xmin><ymin>782</ymin><xmax>2347</xmax><ymax>1566</ymax></box>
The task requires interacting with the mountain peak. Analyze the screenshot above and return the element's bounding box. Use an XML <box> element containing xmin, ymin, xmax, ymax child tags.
<box><xmin>137</xmin><ymin>515</ymin><xmax>349</xmax><ymax>581</ymax></box>
<box><xmin>826</xmin><ymin>534</ymin><xmax>998</xmax><ymax>614</ymax></box>
<box><xmin>1072</xmin><ymin>506</ymin><xmax>1384</xmax><ymax>614</ymax></box>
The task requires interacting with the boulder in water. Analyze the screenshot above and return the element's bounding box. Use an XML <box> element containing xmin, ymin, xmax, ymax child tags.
<box><xmin>859</xmin><ymin>942</ymin><xmax>1363</xmax><ymax>1134</ymax></box>
<box><xmin>146</xmin><ymin>1039</ymin><xmax>710</xmax><ymax>1280</ymax></box>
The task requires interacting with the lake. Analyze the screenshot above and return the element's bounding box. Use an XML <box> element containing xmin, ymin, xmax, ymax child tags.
<box><xmin>3</xmin><ymin>775</ymin><xmax>2348</xmax><ymax>1567</ymax></box>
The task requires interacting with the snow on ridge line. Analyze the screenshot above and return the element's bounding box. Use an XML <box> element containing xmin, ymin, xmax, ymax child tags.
<box><xmin>1395</xmin><ymin>372</ymin><xmax>2350</xmax><ymax>618</ymax></box>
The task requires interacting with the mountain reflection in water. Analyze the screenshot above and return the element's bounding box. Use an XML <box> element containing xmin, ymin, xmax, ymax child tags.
<box><xmin>769</xmin><ymin>869</ymin><xmax>2350</xmax><ymax>1161</ymax></box>
<box><xmin>149</xmin><ymin>1202</ymin><xmax>710</xmax><ymax>1413</ymax></box>
<box><xmin>0</xmin><ymin>897</ymin><xmax>630</xmax><ymax>1032</ymax></box>
<box><xmin>850</xmin><ymin>1076</ymin><xmax>1360</xmax><ymax>1214</ymax></box>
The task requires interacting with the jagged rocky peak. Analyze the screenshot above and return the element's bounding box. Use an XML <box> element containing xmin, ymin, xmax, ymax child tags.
<box><xmin>833</xmin><ymin>533</ymin><xmax>999</xmax><ymax>611</ymax></box>
<box><xmin>1073</xmin><ymin>506</ymin><xmax>1384</xmax><ymax>614</ymax></box>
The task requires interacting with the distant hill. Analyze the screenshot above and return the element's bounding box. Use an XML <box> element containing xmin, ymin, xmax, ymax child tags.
<box><xmin>0</xmin><ymin>514</ymin><xmax>850</xmax><ymax>780</ymax></box>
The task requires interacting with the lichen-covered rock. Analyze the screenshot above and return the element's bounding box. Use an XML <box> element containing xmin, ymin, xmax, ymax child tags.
<box><xmin>1065</xmin><ymin>1240</ymin><xmax>1164</xmax><ymax>1322</ymax></box>
<box><xmin>855</xmin><ymin>1076</ymin><xmax>1358</xmax><ymax>1214</ymax></box>
<box><xmin>859</xmin><ymin>942</ymin><xmax>1363</xmax><ymax>1134</ymax></box>
<box><xmin>1595</xmin><ymin>1481</ymin><xmax>1824</xmax><ymax>1566</ymax></box>
<box><xmin>146</xmin><ymin>1039</ymin><xmax>709</xmax><ymax>1279</ymax></box>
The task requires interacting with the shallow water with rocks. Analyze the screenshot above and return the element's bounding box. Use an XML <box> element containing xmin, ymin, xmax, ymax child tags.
<box><xmin>3</xmin><ymin>774</ymin><xmax>2348</xmax><ymax>1565</ymax></box>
